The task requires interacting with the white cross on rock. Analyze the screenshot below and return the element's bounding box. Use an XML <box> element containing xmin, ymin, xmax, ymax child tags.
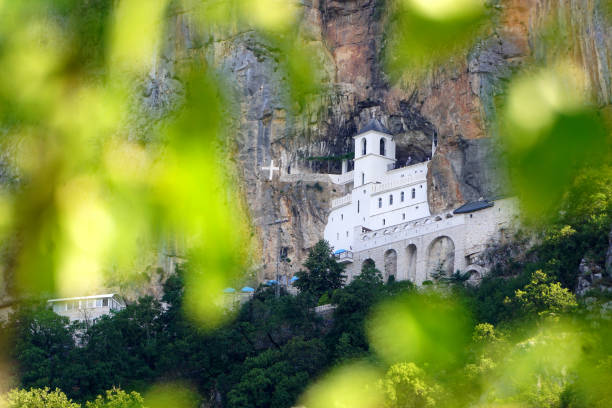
<box><xmin>261</xmin><ymin>159</ymin><xmax>280</xmax><ymax>181</ymax></box>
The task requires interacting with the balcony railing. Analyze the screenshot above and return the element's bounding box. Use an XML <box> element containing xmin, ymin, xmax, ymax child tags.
<box><xmin>331</xmin><ymin>194</ymin><xmax>352</xmax><ymax>208</ymax></box>
<box><xmin>334</xmin><ymin>250</ymin><xmax>354</xmax><ymax>263</ymax></box>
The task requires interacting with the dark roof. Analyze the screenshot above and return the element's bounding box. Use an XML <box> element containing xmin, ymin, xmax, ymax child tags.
<box><xmin>453</xmin><ymin>200</ymin><xmax>494</xmax><ymax>214</ymax></box>
<box><xmin>357</xmin><ymin>119</ymin><xmax>391</xmax><ymax>135</ymax></box>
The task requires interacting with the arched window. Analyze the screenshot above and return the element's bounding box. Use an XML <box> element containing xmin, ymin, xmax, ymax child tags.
<box><xmin>411</xmin><ymin>188</ymin><xmax>416</xmax><ymax>199</ymax></box>
<box><xmin>389</xmin><ymin>195</ymin><xmax>393</xmax><ymax>205</ymax></box>
<box><xmin>362</xmin><ymin>138</ymin><xmax>367</xmax><ymax>155</ymax></box>
<box><xmin>361</xmin><ymin>172</ymin><xmax>365</xmax><ymax>185</ymax></box>
<box><xmin>401</xmin><ymin>191</ymin><xmax>405</xmax><ymax>202</ymax></box>
<box><xmin>380</xmin><ymin>138</ymin><xmax>386</xmax><ymax>156</ymax></box>
<box><xmin>378</xmin><ymin>198</ymin><xmax>382</xmax><ymax>208</ymax></box>
<box><xmin>341</xmin><ymin>214</ymin><xmax>344</xmax><ymax>220</ymax></box>
<box><xmin>382</xmin><ymin>218</ymin><xmax>386</xmax><ymax>226</ymax></box>
<box><xmin>402</xmin><ymin>213</ymin><xmax>406</xmax><ymax>220</ymax></box>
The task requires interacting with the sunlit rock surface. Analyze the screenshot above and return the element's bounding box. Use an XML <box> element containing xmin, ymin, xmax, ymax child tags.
<box><xmin>139</xmin><ymin>0</ymin><xmax>610</xmax><ymax>281</ymax></box>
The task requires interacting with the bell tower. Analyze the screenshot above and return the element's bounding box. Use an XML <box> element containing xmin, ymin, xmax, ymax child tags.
<box><xmin>353</xmin><ymin>119</ymin><xmax>395</xmax><ymax>187</ymax></box>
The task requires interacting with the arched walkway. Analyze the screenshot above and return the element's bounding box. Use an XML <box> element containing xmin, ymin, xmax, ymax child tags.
<box><xmin>362</xmin><ymin>258</ymin><xmax>375</xmax><ymax>272</ymax></box>
<box><xmin>384</xmin><ymin>249</ymin><xmax>397</xmax><ymax>281</ymax></box>
<box><xmin>465</xmin><ymin>265</ymin><xmax>485</xmax><ymax>285</ymax></box>
<box><xmin>426</xmin><ymin>236</ymin><xmax>455</xmax><ymax>279</ymax></box>
<box><xmin>406</xmin><ymin>244</ymin><xmax>417</xmax><ymax>282</ymax></box>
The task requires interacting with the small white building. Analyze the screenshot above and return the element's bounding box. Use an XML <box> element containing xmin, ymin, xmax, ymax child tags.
<box><xmin>48</xmin><ymin>294</ymin><xmax>126</xmax><ymax>323</ymax></box>
<box><xmin>323</xmin><ymin>119</ymin><xmax>519</xmax><ymax>283</ymax></box>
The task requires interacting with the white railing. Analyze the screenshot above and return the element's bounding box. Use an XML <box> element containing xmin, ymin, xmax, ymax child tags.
<box><xmin>314</xmin><ymin>304</ymin><xmax>337</xmax><ymax>314</ymax></box>
<box><xmin>354</xmin><ymin>213</ymin><xmax>465</xmax><ymax>252</ymax></box>
<box><xmin>331</xmin><ymin>194</ymin><xmax>352</xmax><ymax>208</ymax></box>
<box><xmin>334</xmin><ymin>251</ymin><xmax>354</xmax><ymax>263</ymax></box>
<box><xmin>371</xmin><ymin>175</ymin><xmax>426</xmax><ymax>194</ymax></box>
<box><xmin>329</xmin><ymin>171</ymin><xmax>354</xmax><ymax>185</ymax></box>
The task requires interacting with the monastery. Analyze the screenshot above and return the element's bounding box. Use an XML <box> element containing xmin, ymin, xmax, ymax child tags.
<box><xmin>323</xmin><ymin>119</ymin><xmax>519</xmax><ymax>284</ymax></box>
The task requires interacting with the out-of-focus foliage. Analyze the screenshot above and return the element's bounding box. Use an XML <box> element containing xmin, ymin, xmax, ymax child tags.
<box><xmin>298</xmin><ymin>363</ymin><xmax>383</xmax><ymax>408</ymax></box>
<box><xmin>0</xmin><ymin>387</ymin><xmax>80</xmax><ymax>408</ymax></box>
<box><xmin>0</xmin><ymin>0</ymin><xmax>267</xmax><ymax>328</ymax></box>
<box><xmin>383</xmin><ymin>0</ymin><xmax>491</xmax><ymax>80</ymax></box>
<box><xmin>367</xmin><ymin>292</ymin><xmax>473</xmax><ymax>369</ymax></box>
<box><xmin>499</xmin><ymin>62</ymin><xmax>611</xmax><ymax>219</ymax></box>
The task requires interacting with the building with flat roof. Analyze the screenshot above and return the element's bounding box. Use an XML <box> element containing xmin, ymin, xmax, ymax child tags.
<box><xmin>48</xmin><ymin>294</ymin><xmax>125</xmax><ymax>323</ymax></box>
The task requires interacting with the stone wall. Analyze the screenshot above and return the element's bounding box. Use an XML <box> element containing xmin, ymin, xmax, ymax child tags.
<box><xmin>344</xmin><ymin>198</ymin><xmax>519</xmax><ymax>284</ymax></box>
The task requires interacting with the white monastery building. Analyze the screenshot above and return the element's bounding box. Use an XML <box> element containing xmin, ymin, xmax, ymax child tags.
<box><xmin>48</xmin><ymin>293</ymin><xmax>126</xmax><ymax>323</ymax></box>
<box><xmin>323</xmin><ymin>119</ymin><xmax>518</xmax><ymax>284</ymax></box>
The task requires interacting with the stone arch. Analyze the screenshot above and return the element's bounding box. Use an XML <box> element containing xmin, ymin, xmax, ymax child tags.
<box><xmin>465</xmin><ymin>265</ymin><xmax>485</xmax><ymax>286</ymax></box>
<box><xmin>426</xmin><ymin>236</ymin><xmax>455</xmax><ymax>279</ymax></box>
<box><xmin>406</xmin><ymin>244</ymin><xmax>417</xmax><ymax>282</ymax></box>
<box><xmin>384</xmin><ymin>249</ymin><xmax>397</xmax><ymax>280</ymax></box>
<box><xmin>362</xmin><ymin>258</ymin><xmax>375</xmax><ymax>272</ymax></box>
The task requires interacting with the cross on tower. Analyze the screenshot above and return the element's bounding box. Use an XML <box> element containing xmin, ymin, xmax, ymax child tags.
<box><xmin>261</xmin><ymin>159</ymin><xmax>280</xmax><ymax>181</ymax></box>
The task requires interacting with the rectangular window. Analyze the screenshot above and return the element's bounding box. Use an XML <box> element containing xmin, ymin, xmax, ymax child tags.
<box><xmin>96</xmin><ymin>299</ymin><xmax>103</xmax><ymax>307</ymax></box>
<box><xmin>103</xmin><ymin>298</ymin><xmax>109</xmax><ymax>307</ymax></box>
<box><xmin>357</xmin><ymin>200</ymin><xmax>360</xmax><ymax>213</ymax></box>
<box><xmin>402</xmin><ymin>213</ymin><xmax>406</xmax><ymax>220</ymax></box>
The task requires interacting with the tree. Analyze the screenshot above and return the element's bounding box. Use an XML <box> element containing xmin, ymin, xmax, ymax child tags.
<box><xmin>378</xmin><ymin>363</ymin><xmax>440</xmax><ymax>408</ymax></box>
<box><xmin>0</xmin><ymin>388</ymin><xmax>80</xmax><ymax>408</ymax></box>
<box><xmin>505</xmin><ymin>270</ymin><xmax>577</xmax><ymax>317</ymax></box>
<box><xmin>294</xmin><ymin>240</ymin><xmax>346</xmax><ymax>299</ymax></box>
<box><xmin>85</xmin><ymin>388</ymin><xmax>144</xmax><ymax>408</ymax></box>
<box><xmin>8</xmin><ymin>303</ymin><xmax>76</xmax><ymax>393</ymax></box>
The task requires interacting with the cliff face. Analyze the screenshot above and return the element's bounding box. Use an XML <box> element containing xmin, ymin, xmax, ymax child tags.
<box><xmin>115</xmin><ymin>0</ymin><xmax>612</xmax><ymax>281</ymax></box>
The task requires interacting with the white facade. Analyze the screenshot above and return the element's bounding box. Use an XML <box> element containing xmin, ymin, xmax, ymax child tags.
<box><xmin>324</xmin><ymin>126</ymin><xmax>431</xmax><ymax>253</ymax></box>
<box><xmin>48</xmin><ymin>294</ymin><xmax>126</xmax><ymax>323</ymax></box>
<box><xmin>323</xmin><ymin>121</ymin><xmax>519</xmax><ymax>284</ymax></box>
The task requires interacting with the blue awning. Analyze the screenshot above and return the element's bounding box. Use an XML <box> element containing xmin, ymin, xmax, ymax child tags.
<box><xmin>266</xmin><ymin>280</ymin><xmax>278</xmax><ymax>285</ymax></box>
<box><xmin>223</xmin><ymin>287</ymin><xmax>236</xmax><ymax>293</ymax></box>
<box><xmin>334</xmin><ymin>249</ymin><xmax>347</xmax><ymax>255</ymax></box>
<box><xmin>290</xmin><ymin>276</ymin><xmax>299</xmax><ymax>282</ymax></box>
<box><xmin>241</xmin><ymin>286</ymin><xmax>255</xmax><ymax>293</ymax></box>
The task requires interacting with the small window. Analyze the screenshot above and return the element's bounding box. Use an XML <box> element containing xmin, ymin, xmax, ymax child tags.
<box><xmin>96</xmin><ymin>299</ymin><xmax>103</xmax><ymax>307</ymax></box>
<box><xmin>382</xmin><ymin>219</ymin><xmax>386</xmax><ymax>226</ymax></box>
<box><xmin>402</xmin><ymin>213</ymin><xmax>406</xmax><ymax>220</ymax></box>
<box><xmin>411</xmin><ymin>188</ymin><xmax>416</xmax><ymax>199</ymax></box>
<box><xmin>420</xmin><ymin>184</ymin><xmax>423</xmax><ymax>188</ymax></box>
<box><xmin>389</xmin><ymin>195</ymin><xmax>393</xmax><ymax>205</ymax></box>
<box><xmin>346</xmin><ymin>231</ymin><xmax>349</xmax><ymax>237</ymax></box>
<box><xmin>103</xmin><ymin>298</ymin><xmax>109</xmax><ymax>307</ymax></box>
<box><xmin>416</xmin><ymin>206</ymin><xmax>419</xmax><ymax>209</ymax></box>
<box><xmin>341</xmin><ymin>214</ymin><xmax>344</xmax><ymax>220</ymax></box>
<box><xmin>470</xmin><ymin>214</ymin><xmax>473</xmax><ymax>218</ymax></box>
<box><xmin>378</xmin><ymin>198</ymin><xmax>382</xmax><ymax>208</ymax></box>
<box><xmin>401</xmin><ymin>191</ymin><xmax>404</xmax><ymax>202</ymax></box>
<box><xmin>380</xmin><ymin>138</ymin><xmax>386</xmax><ymax>156</ymax></box>
<box><xmin>362</xmin><ymin>138</ymin><xmax>367</xmax><ymax>155</ymax></box>
<box><xmin>357</xmin><ymin>200</ymin><xmax>360</xmax><ymax>213</ymax></box>
<box><xmin>361</xmin><ymin>173</ymin><xmax>365</xmax><ymax>185</ymax></box>
<box><xmin>336</xmin><ymin>233</ymin><xmax>339</xmax><ymax>239</ymax></box>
